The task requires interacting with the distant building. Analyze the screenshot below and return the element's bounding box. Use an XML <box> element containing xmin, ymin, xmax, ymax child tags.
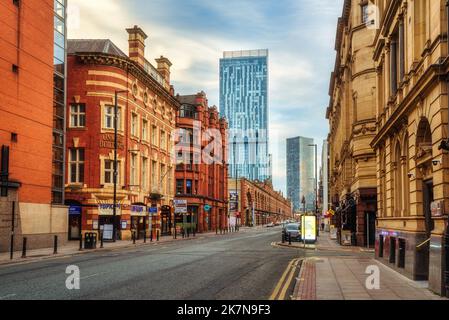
<box><xmin>219</xmin><ymin>50</ymin><xmax>271</xmax><ymax>182</ymax></box>
<box><xmin>0</xmin><ymin>0</ymin><xmax>69</xmax><ymax>252</ymax></box>
<box><xmin>175</xmin><ymin>92</ymin><xmax>229</xmax><ymax>233</ymax></box>
<box><xmin>286</xmin><ymin>137</ymin><xmax>315</xmax><ymax>213</ymax></box>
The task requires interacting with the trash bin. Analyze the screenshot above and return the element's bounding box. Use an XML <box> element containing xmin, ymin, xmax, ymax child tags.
<box><xmin>84</xmin><ymin>232</ymin><xmax>97</xmax><ymax>249</ymax></box>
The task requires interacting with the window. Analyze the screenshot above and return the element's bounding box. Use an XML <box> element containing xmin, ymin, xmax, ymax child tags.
<box><xmin>104</xmin><ymin>105</ymin><xmax>121</xmax><ymax>130</ymax></box>
<box><xmin>141</xmin><ymin>157</ymin><xmax>148</xmax><ymax>190</ymax></box>
<box><xmin>179</xmin><ymin>104</ymin><xmax>197</xmax><ymax>119</ymax></box>
<box><xmin>152</xmin><ymin>125</ymin><xmax>158</xmax><ymax>145</ymax></box>
<box><xmin>361</xmin><ymin>4</ymin><xmax>369</xmax><ymax>24</ymax></box>
<box><xmin>131</xmin><ymin>113</ymin><xmax>138</xmax><ymax>137</ymax></box>
<box><xmin>70</xmin><ymin>104</ymin><xmax>86</xmax><ymax>127</ymax></box>
<box><xmin>104</xmin><ymin>160</ymin><xmax>119</xmax><ymax>185</ymax></box>
<box><xmin>160</xmin><ymin>164</ymin><xmax>166</xmax><ymax>194</ymax></box>
<box><xmin>151</xmin><ymin>161</ymin><xmax>157</xmax><ymax>187</ymax></box>
<box><xmin>176</xmin><ymin>180</ymin><xmax>184</xmax><ymax>194</ymax></box>
<box><xmin>160</xmin><ymin>130</ymin><xmax>166</xmax><ymax>150</ymax></box>
<box><xmin>130</xmin><ymin>153</ymin><xmax>137</xmax><ymax>186</ymax></box>
<box><xmin>186</xmin><ymin>180</ymin><xmax>193</xmax><ymax>194</ymax></box>
<box><xmin>69</xmin><ymin>148</ymin><xmax>84</xmax><ymax>183</ymax></box>
<box><xmin>142</xmin><ymin>119</ymin><xmax>148</xmax><ymax>141</ymax></box>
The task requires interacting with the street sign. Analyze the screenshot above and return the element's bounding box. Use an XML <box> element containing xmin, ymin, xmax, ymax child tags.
<box><xmin>204</xmin><ymin>204</ymin><xmax>212</xmax><ymax>212</ymax></box>
<box><xmin>301</xmin><ymin>215</ymin><xmax>317</xmax><ymax>242</ymax></box>
<box><xmin>148</xmin><ymin>207</ymin><xmax>158</xmax><ymax>214</ymax></box>
<box><xmin>69</xmin><ymin>206</ymin><xmax>81</xmax><ymax>215</ymax></box>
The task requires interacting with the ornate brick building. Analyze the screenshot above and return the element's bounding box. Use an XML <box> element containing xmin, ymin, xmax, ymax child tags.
<box><xmin>65</xmin><ymin>26</ymin><xmax>179</xmax><ymax>241</ymax></box>
<box><xmin>326</xmin><ymin>0</ymin><xmax>378</xmax><ymax>247</ymax></box>
<box><xmin>0</xmin><ymin>0</ymin><xmax>68</xmax><ymax>252</ymax></box>
<box><xmin>174</xmin><ymin>92</ymin><xmax>228</xmax><ymax>233</ymax></box>
<box><xmin>228</xmin><ymin>178</ymin><xmax>293</xmax><ymax>226</ymax></box>
<box><xmin>370</xmin><ymin>0</ymin><xmax>449</xmax><ymax>296</ymax></box>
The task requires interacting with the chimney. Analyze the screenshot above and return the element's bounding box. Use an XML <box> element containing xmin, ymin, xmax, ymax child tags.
<box><xmin>155</xmin><ymin>56</ymin><xmax>172</xmax><ymax>85</ymax></box>
<box><xmin>126</xmin><ymin>26</ymin><xmax>148</xmax><ymax>67</ymax></box>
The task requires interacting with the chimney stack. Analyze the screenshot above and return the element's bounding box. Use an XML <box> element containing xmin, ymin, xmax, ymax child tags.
<box><xmin>155</xmin><ymin>56</ymin><xmax>172</xmax><ymax>85</ymax></box>
<box><xmin>126</xmin><ymin>26</ymin><xmax>148</xmax><ymax>67</ymax></box>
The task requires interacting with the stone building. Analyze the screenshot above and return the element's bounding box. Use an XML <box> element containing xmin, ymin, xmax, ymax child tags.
<box><xmin>370</xmin><ymin>0</ymin><xmax>449</xmax><ymax>296</ymax></box>
<box><xmin>174</xmin><ymin>92</ymin><xmax>229</xmax><ymax>233</ymax></box>
<box><xmin>326</xmin><ymin>0</ymin><xmax>378</xmax><ymax>247</ymax></box>
<box><xmin>228</xmin><ymin>178</ymin><xmax>293</xmax><ymax>226</ymax></box>
<box><xmin>65</xmin><ymin>26</ymin><xmax>178</xmax><ymax>241</ymax></box>
<box><xmin>0</xmin><ymin>0</ymin><xmax>68</xmax><ymax>252</ymax></box>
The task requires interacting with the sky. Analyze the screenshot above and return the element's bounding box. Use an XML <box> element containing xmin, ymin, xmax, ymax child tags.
<box><xmin>67</xmin><ymin>0</ymin><xmax>344</xmax><ymax>195</ymax></box>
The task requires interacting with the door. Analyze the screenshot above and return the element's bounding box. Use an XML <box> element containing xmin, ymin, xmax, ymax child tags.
<box><xmin>69</xmin><ymin>215</ymin><xmax>81</xmax><ymax>240</ymax></box>
<box><xmin>365</xmin><ymin>211</ymin><xmax>376</xmax><ymax>247</ymax></box>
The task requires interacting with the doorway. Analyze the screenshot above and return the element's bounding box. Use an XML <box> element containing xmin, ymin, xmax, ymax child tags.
<box><xmin>420</xmin><ymin>179</ymin><xmax>434</xmax><ymax>279</ymax></box>
<box><xmin>390</xmin><ymin>237</ymin><xmax>397</xmax><ymax>264</ymax></box>
<box><xmin>365</xmin><ymin>211</ymin><xmax>376</xmax><ymax>247</ymax></box>
<box><xmin>161</xmin><ymin>206</ymin><xmax>172</xmax><ymax>236</ymax></box>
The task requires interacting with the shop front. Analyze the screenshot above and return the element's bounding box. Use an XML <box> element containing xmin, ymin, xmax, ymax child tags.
<box><xmin>130</xmin><ymin>204</ymin><xmax>148</xmax><ymax>240</ymax></box>
<box><xmin>160</xmin><ymin>205</ymin><xmax>172</xmax><ymax>236</ymax></box>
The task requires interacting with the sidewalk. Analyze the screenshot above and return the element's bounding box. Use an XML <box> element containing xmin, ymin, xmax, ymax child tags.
<box><xmin>0</xmin><ymin>228</ymin><xmax>245</xmax><ymax>267</ymax></box>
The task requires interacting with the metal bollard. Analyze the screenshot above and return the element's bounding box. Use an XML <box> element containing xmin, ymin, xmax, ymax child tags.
<box><xmin>288</xmin><ymin>233</ymin><xmax>292</xmax><ymax>245</ymax></box>
<box><xmin>282</xmin><ymin>234</ymin><xmax>285</xmax><ymax>244</ymax></box>
<box><xmin>174</xmin><ymin>226</ymin><xmax>177</xmax><ymax>239</ymax></box>
<box><xmin>144</xmin><ymin>230</ymin><xmax>147</xmax><ymax>243</ymax></box>
<box><xmin>53</xmin><ymin>235</ymin><xmax>58</xmax><ymax>254</ymax></box>
<box><xmin>21</xmin><ymin>237</ymin><xmax>27</xmax><ymax>258</ymax></box>
<box><xmin>157</xmin><ymin>230</ymin><xmax>160</xmax><ymax>241</ymax></box>
<box><xmin>132</xmin><ymin>231</ymin><xmax>136</xmax><ymax>244</ymax></box>
<box><xmin>100</xmin><ymin>231</ymin><xmax>104</xmax><ymax>248</ymax></box>
<box><xmin>79</xmin><ymin>232</ymin><xmax>83</xmax><ymax>251</ymax></box>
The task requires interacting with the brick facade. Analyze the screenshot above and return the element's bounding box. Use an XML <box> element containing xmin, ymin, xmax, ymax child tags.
<box><xmin>174</xmin><ymin>92</ymin><xmax>228</xmax><ymax>233</ymax></box>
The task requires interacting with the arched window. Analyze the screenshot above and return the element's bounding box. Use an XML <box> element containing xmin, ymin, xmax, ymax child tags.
<box><xmin>380</xmin><ymin>147</ymin><xmax>387</xmax><ymax>217</ymax></box>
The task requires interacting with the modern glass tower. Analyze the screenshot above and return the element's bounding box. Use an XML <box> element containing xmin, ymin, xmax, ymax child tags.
<box><xmin>286</xmin><ymin>136</ymin><xmax>315</xmax><ymax>213</ymax></box>
<box><xmin>220</xmin><ymin>50</ymin><xmax>271</xmax><ymax>182</ymax></box>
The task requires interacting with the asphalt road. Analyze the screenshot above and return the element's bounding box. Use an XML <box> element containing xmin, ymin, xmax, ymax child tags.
<box><xmin>0</xmin><ymin>227</ymin><xmax>306</xmax><ymax>300</ymax></box>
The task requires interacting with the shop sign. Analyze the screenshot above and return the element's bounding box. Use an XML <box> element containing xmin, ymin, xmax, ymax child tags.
<box><xmin>148</xmin><ymin>207</ymin><xmax>158</xmax><ymax>214</ymax></box>
<box><xmin>174</xmin><ymin>200</ymin><xmax>187</xmax><ymax>213</ymax></box>
<box><xmin>98</xmin><ymin>204</ymin><xmax>122</xmax><ymax>216</ymax></box>
<box><xmin>431</xmin><ymin>201</ymin><xmax>444</xmax><ymax>217</ymax></box>
<box><xmin>69</xmin><ymin>206</ymin><xmax>81</xmax><ymax>215</ymax></box>
<box><xmin>103</xmin><ymin>224</ymin><xmax>114</xmax><ymax>240</ymax></box>
<box><xmin>92</xmin><ymin>220</ymin><xmax>98</xmax><ymax>230</ymax></box>
<box><xmin>229</xmin><ymin>191</ymin><xmax>238</xmax><ymax>202</ymax></box>
<box><xmin>204</xmin><ymin>204</ymin><xmax>212</xmax><ymax>212</ymax></box>
<box><xmin>131</xmin><ymin>205</ymin><xmax>147</xmax><ymax>216</ymax></box>
<box><xmin>121</xmin><ymin>220</ymin><xmax>128</xmax><ymax>229</ymax></box>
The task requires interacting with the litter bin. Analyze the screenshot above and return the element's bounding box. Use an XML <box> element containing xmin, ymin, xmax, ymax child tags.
<box><xmin>84</xmin><ymin>232</ymin><xmax>97</xmax><ymax>249</ymax></box>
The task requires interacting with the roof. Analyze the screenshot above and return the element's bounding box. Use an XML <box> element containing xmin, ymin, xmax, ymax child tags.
<box><xmin>176</xmin><ymin>94</ymin><xmax>198</xmax><ymax>105</ymax></box>
<box><xmin>67</xmin><ymin>39</ymin><xmax>127</xmax><ymax>57</ymax></box>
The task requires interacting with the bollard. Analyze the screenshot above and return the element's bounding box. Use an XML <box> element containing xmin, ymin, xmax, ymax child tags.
<box><xmin>216</xmin><ymin>226</ymin><xmax>218</xmax><ymax>235</ymax></box>
<box><xmin>100</xmin><ymin>231</ymin><xmax>104</xmax><ymax>248</ymax></box>
<box><xmin>282</xmin><ymin>233</ymin><xmax>285</xmax><ymax>244</ymax></box>
<box><xmin>288</xmin><ymin>233</ymin><xmax>292</xmax><ymax>245</ymax></box>
<box><xmin>79</xmin><ymin>233</ymin><xmax>83</xmax><ymax>251</ymax></box>
<box><xmin>144</xmin><ymin>230</ymin><xmax>147</xmax><ymax>243</ymax></box>
<box><xmin>21</xmin><ymin>237</ymin><xmax>27</xmax><ymax>258</ymax></box>
<box><xmin>132</xmin><ymin>231</ymin><xmax>136</xmax><ymax>244</ymax></box>
<box><xmin>53</xmin><ymin>235</ymin><xmax>58</xmax><ymax>254</ymax></box>
<box><xmin>174</xmin><ymin>226</ymin><xmax>177</xmax><ymax>239</ymax></box>
<box><xmin>157</xmin><ymin>230</ymin><xmax>160</xmax><ymax>241</ymax></box>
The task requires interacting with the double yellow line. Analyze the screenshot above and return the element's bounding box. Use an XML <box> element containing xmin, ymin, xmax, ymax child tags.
<box><xmin>269</xmin><ymin>258</ymin><xmax>301</xmax><ymax>300</ymax></box>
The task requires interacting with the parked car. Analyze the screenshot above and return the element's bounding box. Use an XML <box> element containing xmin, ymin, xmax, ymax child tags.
<box><xmin>266</xmin><ymin>222</ymin><xmax>275</xmax><ymax>228</ymax></box>
<box><xmin>282</xmin><ymin>223</ymin><xmax>301</xmax><ymax>242</ymax></box>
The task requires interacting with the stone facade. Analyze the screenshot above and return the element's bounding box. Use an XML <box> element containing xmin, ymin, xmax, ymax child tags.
<box><xmin>370</xmin><ymin>0</ymin><xmax>449</xmax><ymax>296</ymax></box>
<box><xmin>326</xmin><ymin>0</ymin><xmax>378</xmax><ymax>247</ymax></box>
<box><xmin>174</xmin><ymin>92</ymin><xmax>229</xmax><ymax>233</ymax></box>
<box><xmin>228</xmin><ymin>178</ymin><xmax>293</xmax><ymax>226</ymax></box>
<box><xmin>65</xmin><ymin>27</ymin><xmax>178</xmax><ymax>241</ymax></box>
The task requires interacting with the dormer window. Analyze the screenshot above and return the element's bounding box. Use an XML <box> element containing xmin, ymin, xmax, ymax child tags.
<box><xmin>179</xmin><ymin>104</ymin><xmax>197</xmax><ymax>119</ymax></box>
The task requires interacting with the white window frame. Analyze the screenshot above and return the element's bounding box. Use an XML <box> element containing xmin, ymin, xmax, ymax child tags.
<box><xmin>141</xmin><ymin>156</ymin><xmax>148</xmax><ymax>190</ymax></box>
<box><xmin>142</xmin><ymin>119</ymin><xmax>148</xmax><ymax>141</ymax></box>
<box><xmin>131</xmin><ymin>113</ymin><xmax>139</xmax><ymax>137</ymax></box>
<box><xmin>104</xmin><ymin>105</ymin><xmax>121</xmax><ymax>130</ymax></box>
<box><xmin>70</xmin><ymin>104</ymin><xmax>86</xmax><ymax>128</ymax></box>
<box><xmin>68</xmin><ymin>148</ymin><xmax>84</xmax><ymax>184</ymax></box>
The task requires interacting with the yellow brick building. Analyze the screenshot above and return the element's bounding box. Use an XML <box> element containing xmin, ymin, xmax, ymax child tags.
<box><xmin>370</xmin><ymin>0</ymin><xmax>449</xmax><ymax>296</ymax></box>
<box><xmin>326</xmin><ymin>0</ymin><xmax>378</xmax><ymax>247</ymax></box>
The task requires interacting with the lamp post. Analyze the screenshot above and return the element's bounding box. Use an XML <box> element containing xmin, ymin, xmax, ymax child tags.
<box><xmin>112</xmin><ymin>90</ymin><xmax>127</xmax><ymax>242</ymax></box>
<box><xmin>309</xmin><ymin>144</ymin><xmax>319</xmax><ymax>237</ymax></box>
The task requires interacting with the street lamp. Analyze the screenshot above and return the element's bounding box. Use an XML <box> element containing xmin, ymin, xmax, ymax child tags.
<box><xmin>112</xmin><ymin>90</ymin><xmax>128</xmax><ymax>242</ymax></box>
<box><xmin>308</xmin><ymin>144</ymin><xmax>319</xmax><ymax>237</ymax></box>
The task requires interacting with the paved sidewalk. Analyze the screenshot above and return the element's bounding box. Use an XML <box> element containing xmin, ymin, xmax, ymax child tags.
<box><xmin>293</xmin><ymin>256</ymin><xmax>446</xmax><ymax>300</ymax></box>
<box><xmin>0</xmin><ymin>228</ymin><xmax>249</xmax><ymax>266</ymax></box>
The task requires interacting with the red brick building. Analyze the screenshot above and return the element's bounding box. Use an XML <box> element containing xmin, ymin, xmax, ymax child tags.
<box><xmin>65</xmin><ymin>26</ymin><xmax>179</xmax><ymax>241</ymax></box>
<box><xmin>174</xmin><ymin>92</ymin><xmax>228</xmax><ymax>233</ymax></box>
<box><xmin>0</xmin><ymin>0</ymin><xmax>68</xmax><ymax>252</ymax></box>
<box><xmin>228</xmin><ymin>178</ymin><xmax>293</xmax><ymax>226</ymax></box>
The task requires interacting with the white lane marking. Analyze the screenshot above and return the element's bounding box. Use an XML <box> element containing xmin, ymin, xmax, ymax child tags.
<box><xmin>0</xmin><ymin>294</ymin><xmax>17</xmax><ymax>300</ymax></box>
<box><xmin>80</xmin><ymin>272</ymin><xmax>108</xmax><ymax>280</ymax></box>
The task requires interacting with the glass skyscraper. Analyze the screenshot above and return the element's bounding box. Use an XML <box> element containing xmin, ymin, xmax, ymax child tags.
<box><xmin>220</xmin><ymin>50</ymin><xmax>271</xmax><ymax>182</ymax></box>
<box><xmin>286</xmin><ymin>136</ymin><xmax>315</xmax><ymax>213</ymax></box>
